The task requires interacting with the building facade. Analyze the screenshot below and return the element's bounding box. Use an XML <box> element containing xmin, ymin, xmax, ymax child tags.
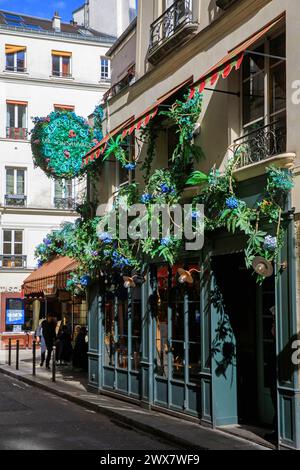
<box><xmin>84</xmin><ymin>0</ymin><xmax>300</xmax><ymax>450</ymax></box>
<box><xmin>73</xmin><ymin>0</ymin><xmax>138</xmax><ymax>39</ymax></box>
<box><xmin>0</xmin><ymin>9</ymin><xmax>115</xmax><ymax>340</ymax></box>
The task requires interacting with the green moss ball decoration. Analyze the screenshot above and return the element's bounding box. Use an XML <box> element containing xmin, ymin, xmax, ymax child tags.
<box><xmin>31</xmin><ymin>111</ymin><xmax>99</xmax><ymax>179</ymax></box>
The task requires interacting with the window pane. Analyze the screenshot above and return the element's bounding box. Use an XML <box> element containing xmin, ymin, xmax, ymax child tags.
<box><xmin>54</xmin><ymin>180</ymin><xmax>63</xmax><ymax>198</ymax></box>
<box><xmin>16</xmin><ymin>51</ymin><xmax>25</xmax><ymax>71</ymax></box>
<box><xmin>104</xmin><ymin>300</ymin><xmax>115</xmax><ymax>366</ymax></box>
<box><xmin>117</xmin><ymin>301</ymin><xmax>128</xmax><ymax>369</ymax></box>
<box><xmin>17</xmin><ymin>170</ymin><xmax>25</xmax><ymax>194</ymax></box>
<box><xmin>270</xmin><ymin>33</ymin><xmax>286</xmax><ymax>66</ymax></box>
<box><xmin>15</xmin><ymin>231</ymin><xmax>23</xmax><ymax>243</ymax></box>
<box><xmin>189</xmin><ymin>342</ymin><xmax>201</xmax><ymax>382</ymax></box>
<box><xmin>52</xmin><ymin>55</ymin><xmax>60</xmax><ymax>75</ymax></box>
<box><xmin>3</xmin><ymin>243</ymin><xmax>12</xmax><ymax>255</ymax></box>
<box><xmin>172</xmin><ymin>341</ymin><xmax>184</xmax><ymax>380</ymax></box>
<box><xmin>6</xmin><ymin>169</ymin><xmax>14</xmax><ymax>194</ymax></box>
<box><xmin>131</xmin><ymin>299</ymin><xmax>141</xmax><ymax>371</ymax></box>
<box><xmin>14</xmin><ymin>243</ymin><xmax>23</xmax><ymax>255</ymax></box>
<box><xmin>6</xmin><ymin>53</ymin><xmax>14</xmax><ymax>70</ymax></box>
<box><xmin>62</xmin><ymin>57</ymin><xmax>70</xmax><ymax>76</ymax></box>
<box><xmin>7</xmin><ymin>104</ymin><xmax>15</xmax><ymax>127</ymax></box>
<box><xmin>65</xmin><ymin>180</ymin><xmax>73</xmax><ymax>198</ymax></box>
<box><xmin>243</xmin><ymin>72</ymin><xmax>265</xmax><ymax>126</ymax></box>
<box><xmin>155</xmin><ymin>302</ymin><xmax>168</xmax><ymax>377</ymax></box>
<box><xmin>270</xmin><ymin>62</ymin><xmax>286</xmax><ymax>114</ymax></box>
<box><xmin>243</xmin><ymin>45</ymin><xmax>264</xmax><ymax>79</ymax></box>
<box><xmin>3</xmin><ymin>231</ymin><xmax>12</xmax><ymax>242</ymax></box>
<box><xmin>18</xmin><ymin>105</ymin><xmax>26</xmax><ymax>128</ymax></box>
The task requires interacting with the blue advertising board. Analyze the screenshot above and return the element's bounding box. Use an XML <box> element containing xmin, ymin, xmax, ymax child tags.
<box><xmin>6</xmin><ymin>299</ymin><xmax>24</xmax><ymax>325</ymax></box>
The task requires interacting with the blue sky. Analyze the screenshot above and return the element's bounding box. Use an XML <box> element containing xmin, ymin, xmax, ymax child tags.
<box><xmin>0</xmin><ymin>0</ymin><xmax>83</xmax><ymax>22</ymax></box>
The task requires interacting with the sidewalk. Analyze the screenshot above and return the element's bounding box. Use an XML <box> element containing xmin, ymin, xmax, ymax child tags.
<box><xmin>0</xmin><ymin>349</ymin><xmax>271</xmax><ymax>451</ymax></box>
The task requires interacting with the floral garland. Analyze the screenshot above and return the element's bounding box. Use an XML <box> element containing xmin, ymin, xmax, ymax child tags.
<box><xmin>31</xmin><ymin>106</ymin><xmax>103</xmax><ymax>179</ymax></box>
<box><xmin>34</xmin><ymin>90</ymin><xmax>294</xmax><ymax>290</ymax></box>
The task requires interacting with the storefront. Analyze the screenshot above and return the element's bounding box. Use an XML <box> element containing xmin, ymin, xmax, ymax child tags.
<box><xmin>22</xmin><ymin>257</ymin><xmax>87</xmax><ymax>337</ymax></box>
<box><xmin>88</xmin><ymin>176</ymin><xmax>300</xmax><ymax>449</ymax></box>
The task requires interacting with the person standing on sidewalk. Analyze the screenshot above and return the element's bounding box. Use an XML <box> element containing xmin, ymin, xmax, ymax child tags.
<box><xmin>42</xmin><ymin>317</ymin><xmax>57</xmax><ymax>369</ymax></box>
<box><xmin>37</xmin><ymin>320</ymin><xmax>47</xmax><ymax>367</ymax></box>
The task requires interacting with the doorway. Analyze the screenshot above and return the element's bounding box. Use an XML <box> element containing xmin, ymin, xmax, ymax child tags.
<box><xmin>211</xmin><ymin>252</ymin><xmax>276</xmax><ymax>426</ymax></box>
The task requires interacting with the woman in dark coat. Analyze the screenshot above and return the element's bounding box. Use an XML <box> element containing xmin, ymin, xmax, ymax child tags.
<box><xmin>72</xmin><ymin>327</ymin><xmax>88</xmax><ymax>370</ymax></box>
<box><xmin>56</xmin><ymin>325</ymin><xmax>73</xmax><ymax>364</ymax></box>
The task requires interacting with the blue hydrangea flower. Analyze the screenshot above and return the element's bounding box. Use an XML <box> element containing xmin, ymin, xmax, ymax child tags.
<box><xmin>191</xmin><ymin>210</ymin><xmax>200</xmax><ymax>220</ymax></box>
<box><xmin>124</xmin><ymin>163</ymin><xmax>136</xmax><ymax>171</ymax></box>
<box><xmin>43</xmin><ymin>238</ymin><xmax>52</xmax><ymax>247</ymax></box>
<box><xmin>226</xmin><ymin>197</ymin><xmax>239</xmax><ymax>210</ymax></box>
<box><xmin>37</xmin><ymin>259</ymin><xmax>43</xmax><ymax>268</ymax></box>
<box><xmin>91</xmin><ymin>250</ymin><xmax>99</xmax><ymax>257</ymax></box>
<box><xmin>141</xmin><ymin>193</ymin><xmax>152</xmax><ymax>203</ymax></box>
<box><xmin>160</xmin><ymin>184</ymin><xmax>170</xmax><ymax>194</ymax></box>
<box><xmin>160</xmin><ymin>237</ymin><xmax>171</xmax><ymax>246</ymax></box>
<box><xmin>80</xmin><ymin>275</ymin><xmax>91</xmax><ymax>287</ymax></box>
<box><xmin>103</xmin><ymin>250</ymin><xmax>111</xmax><ymax>257</ymax></box>
<box><xmin>264</xmin><ymin>235</ymin><xmax>277</xmax><ymax>252</ymax></box>
<box><xmin>98</xmin><ymin>232</ymin><xmax>113</xmax><ymax>244</ymax></box>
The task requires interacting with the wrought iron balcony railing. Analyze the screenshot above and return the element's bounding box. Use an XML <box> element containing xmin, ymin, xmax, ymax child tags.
<box><xmin>54</xmin><ymin>197</ymin><xmax>77</xmax><ymax>210</ymax></box>
<box><xmin>233</xmin><ymin>121</ymin><xmax>287</xmax><ymax>169</ymax></box>
<box><xmin>6</xmin><ymin>127</ymin><xmax>28</xmax><ymax>140</ymax></box>
<box><xmin>0</xmin><ymin>255</ymin><xmax>27</xmax><ymax>269</ymax></box>
<box><xmin>149</xmin><ymin>0</ymin><xmax>195</xmax><ymax>55</ymax></box>
<box><xmin>5</xmin><ymin>194</ymin><xmax>27</xmax><ymax>207</ymax></box>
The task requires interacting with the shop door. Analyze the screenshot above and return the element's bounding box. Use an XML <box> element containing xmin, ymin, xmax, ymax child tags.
<box><xmin>211</xmin><ymin>253</ymin><xmax>276</xmax><ymax>427</ymax></box>
<box><xmin>152</xmin><ymin>264</ymin><xmax>201</xmax><ymax>416</ymax></box>
<box><xmin>102</xmin><ymin>283</ymin><xmax>142</xmax><ymax>398</ymax></box>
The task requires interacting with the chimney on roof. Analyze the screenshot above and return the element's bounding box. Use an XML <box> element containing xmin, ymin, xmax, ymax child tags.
<box><xmin>52</xmin><ymin>11</ymin><xmax>61</xmax><ymax>32</ymax></box>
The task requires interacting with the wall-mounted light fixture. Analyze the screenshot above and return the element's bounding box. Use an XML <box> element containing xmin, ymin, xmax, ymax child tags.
<box><xmin>177</xmin><ymin>268</ymin><xmax>201</xmax><ymax>284</ymax></box>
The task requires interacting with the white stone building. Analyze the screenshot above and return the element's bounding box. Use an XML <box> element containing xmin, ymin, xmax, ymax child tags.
<box><xmin>73</xmin><ymin>0</ymin><xmax>138</xmax><ymax>38</ymax></box>
<box><xmin>0</xmin><ymin>9</ymin><xmax>116</xmax><ymax>336</ymax></box>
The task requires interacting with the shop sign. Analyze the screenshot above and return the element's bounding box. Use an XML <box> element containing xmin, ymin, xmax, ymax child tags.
<box><xmin>0</xmin><ymin>286</ymin><xmax>21</xmax><ymax>293</ymax></box>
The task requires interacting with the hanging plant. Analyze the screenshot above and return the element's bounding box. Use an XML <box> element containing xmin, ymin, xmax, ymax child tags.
<box><xmin>31</xmin><ymin>108</ymin><xmax>103</xmax><ymax>179</ymax></box>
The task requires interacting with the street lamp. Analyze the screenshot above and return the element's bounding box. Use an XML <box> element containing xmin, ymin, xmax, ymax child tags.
<box><xmin>177</xmin><ymin>268</ymin><xmax>201</xmax><ymax>284</ymax></box>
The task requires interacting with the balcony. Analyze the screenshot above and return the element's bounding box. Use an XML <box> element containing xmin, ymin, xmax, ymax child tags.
<box><xmin>54</xmin><ymin>197</ymin><xmax>77</xmax><ymax>210</ymax></box>
<box><xmin>5</xmin><ymin>194</ymin><xmax>27</xmax><ymax>207</ymax></box>
<box><xmin>232</xmin><ymin>122</ymin><xmax>295</xmax><ymax>181</ymax></box>
<box><xmin>0</xmin><ymin>255</ymin><xmax>27</xmax><ymax>269</ymax></box>
<box><xmin>148</xmin><ymin>0</ymin><xmax>198</xmax><ymax>64</ymax></box>
<box><xmin>103</xmin><ymin>65</ymin><xmax>135</xmax><ymax>102</ymax></box>
<box><xmin>6</xmin><ymin>127</ymin><xmax>28</xmax><ymax>140</ymax></box>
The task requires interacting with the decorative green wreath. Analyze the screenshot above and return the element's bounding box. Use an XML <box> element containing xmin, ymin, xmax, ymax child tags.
<box><xmin>31</xmin><ymin>109</ymin><xmax>103</xmax><ymax>179</ymax></box>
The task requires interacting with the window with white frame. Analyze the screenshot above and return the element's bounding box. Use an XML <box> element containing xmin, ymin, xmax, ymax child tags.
<box><xmin>101</xmin><ymin>57</ymin><xmax>111</xmax><ymax>81</ymax></box>
<box><xmin>5</xmin><ymin>168</ymin><xmax>26</xmax><ymax>206</ymax></box>
<box><xmin>1</xmin><ymin>230</ymin><xmax>24</xmax><ymax>268</ymax></box>
<box><xmin>52</xmin><ymin>50</ymin><xmax>72</xmax><ymax>77</ymax></box>
<box><xmin>239</xmin><ymin>31</ymin><xmax>286</xmax><ymax>163</ymax></box>
<box><xmin>54</xmin><ymin>179</ymin><xmax>75</xmax><ymax>210</ymax></box>
<box><xmin>5</xmin><ymin>44</ymin><xmax>26</xmax><ymax>72</ymax></box>
<box><xmin>6</xmin><ymin>101</ymin><xmax>27</xmax><ymax>139</ymax></box>
<box><xmin>242</xmin><ymin>32</ymin><xmax>286</xmax><ymax>134</ymax></box>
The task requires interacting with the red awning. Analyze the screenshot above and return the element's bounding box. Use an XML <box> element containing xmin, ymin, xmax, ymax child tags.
<box><xmin>22</xmin><ymin>257</ymin><xmax>78</xmax><ymax>296</ymax></box>
<box><xmin>121</xmin><ymin>76</ymin><xmax>193</xmax><ymax>139</ymax></box>
<box><xmin>82</xmin><ymin>76</ymin><xmax>193</xmax><ymax>166</ymax></box>
<box><xmin>189</xmin><ymin>14</ymin><xmax>285</xmax><ymax>98</ymax></box>
<box><xmin>83</xmin><ymin>116</ymin><xmax>135</xmax><ymax>166</ymax></box>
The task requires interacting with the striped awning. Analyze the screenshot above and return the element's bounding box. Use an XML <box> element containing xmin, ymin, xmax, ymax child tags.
<box><xmin>189</xmin><ymin>14</ymin><xmax>284</xmax><ymax>98</ymax></box>
<box><xmin>22</xmin><ymin>257</ymin><xmax>78</xmax><ymax>296</ymax></box>
<box><xmin>5</xmin><ymin>44</ymin><xmax>26</xmax><ymax>54</ymax></box>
